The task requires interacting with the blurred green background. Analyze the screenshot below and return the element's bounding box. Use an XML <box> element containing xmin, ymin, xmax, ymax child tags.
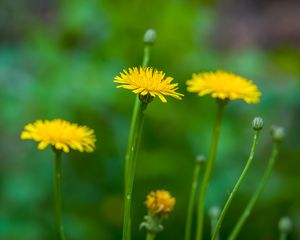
<box><xmin>1</xmin><ymin>0</ymin><xmax>300</xmax><ymax>239</ymax></box>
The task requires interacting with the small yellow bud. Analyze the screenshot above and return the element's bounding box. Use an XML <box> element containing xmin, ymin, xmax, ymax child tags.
<box><xmin>145</xmin><ymin>190</ymin><xmax>175</xmax><ymax>216</ymax></box>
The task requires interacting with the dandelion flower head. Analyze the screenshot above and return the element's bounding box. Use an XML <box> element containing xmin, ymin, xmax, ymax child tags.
<box><xmin>186</xmin><ymin>71</ymin><xmax>261</xmax><ymax>104</ymax></box>
<box><xmin>21</xmin><ymin>119</ymin><xmax>96</xmax><ymax>153</ymax></box>
<box><xmin>145</xmin><ymin>190</ymin><xmax>175</xmax><ymax>216</ymax></box>
<box><xmin>114</xmin><ymin>67</ymin><xmax>183</xmax><ymax>103</ymax></box>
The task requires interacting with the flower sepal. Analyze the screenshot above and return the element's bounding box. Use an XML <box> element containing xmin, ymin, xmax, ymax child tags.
<box><xmin>216</xmin><ymin>98</ymin><xmax>229</xmax><ymax>106</ymax></box>
<box><xmin>51</xmin><ymin>146</ymin><xmax>63</xmax><ymax>155</ymax></box>
<box><xmin>140</xmin><ymin>213</ymin><xmax>164</xmax><ymax>234</ymax></box>
<box><xmin>139</xmin><ymin>93</ymin><xmax>154</xmax><ymax>105</ymax></box>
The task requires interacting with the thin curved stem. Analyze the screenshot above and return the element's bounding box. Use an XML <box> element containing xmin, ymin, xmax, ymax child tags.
<box><xmin>54</xmin><ymin>150</ymin><xmax>66</xmax><ymax>240</ymax></box>
<box><xmin>228</xmin><ymin>141</ymin><xmax>280</xmax><ymax>240</ymax></box>
<box><xmin>195</xmin><ymin>100</ymin><xmax>227</xmax><ymax>240</ymax></box>
<box><xmin>211</xmin><ymin>130</ymin><xmax>261</xmax><ymax>240</ymax></box>
<box><xmin>184</xmin><ymin>161</ymin><xmax>202</xmax><ymax>240</ymax></box>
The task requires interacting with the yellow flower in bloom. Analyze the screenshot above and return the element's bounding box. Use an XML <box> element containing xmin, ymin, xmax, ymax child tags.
<box><xmin>186</xmin><ymin>71</ymin><xmax>261</xmax><ymax>104</ymax></box>
<box><xmin>114</xmin><ymin>67</ymin><xmax>183</xmax><ymax>103</ymax></box>
<box><xmin>21</xmin><ymin>119</ymin><xmax>96</xmax><ymax>153</ymax></box>
<box><xmin>145</xmin><ymin>190</ymin><xmax>175</xmax><ymax>215</ymax></box>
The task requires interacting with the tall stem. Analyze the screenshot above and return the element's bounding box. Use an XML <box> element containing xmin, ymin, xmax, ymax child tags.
<box><xmin>54</xmin><ymin>150</ymin><xmax>66</xmax><ymax>240</ymax></box>
<box><xmin>122</xmin><ymin>43</ymin><xmax>152</xmax><ymax>240</ymax></box>
<box><xmin>195</xmin><ymin>100</ymin><xmax>227</xmax><ymax>240</ymax></box>
<box><xmin>185</xmin><ymin>159</ymin><xmax>203</xmax><ymax>240</ymax></box>
<box><xmin>228</xmin><ymin>141</ymin><xmax>280</xmax><ymax>240</ymax></box>
<box><xmin>211</xmin><ymin>131</ymin><xmax>260</xmax><ymax>240</ymax></box>
<box><xmin>123</xmin><ymin>99</ymin><xmax>147</xmax><ymax>240</ymax></box>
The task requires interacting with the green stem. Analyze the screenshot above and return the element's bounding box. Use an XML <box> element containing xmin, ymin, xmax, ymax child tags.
<box><xmin>143</xmin><ymin>45</ymin><xmax>151</xmax><ymax>67</ymax></box>
<box><xmin>184</xmin><ymin>161</ymin><xmax>203</xmax><ymax>240</ymax></box>
<box><xmin>209</xmin><ymin>207</ymin><xmax>221</xmax><ymax>240</ymax></box>
<box><xmin>122</xmin><ymin>43</ymin><xmax>152</xmax><ymax>240</ymax></box>
<box><xmin>210</xmin><ymin>215</ymin><xmax>219</xmax><ymax>240</ymax></box>
<box><xmin>54</xmin><ymin>150</ymin><xmax>66</xmax><ymax>240</ymax></box>
<box><xmin>123</xmin><ymin>99</ymin><xmax>147</xmax><ymax>240</ymax></box>
<box><xmin>211</xmin><ymin>130</ymin><xmax>261</xmax><ymax>240</ymax></box>
<box><xmin>195</xmin><ymin>100</ymin><xmax>227</xmax><ymax>240</ymax></box>
<box><xmin>146</xmin><ymin>232</ymin><xmax>156</xmax><ymax>240</ymax></box>
<box><xmin>228</xmin><ymin>141</ymin><xmax>280</xmax><ymax>240</ymax></box>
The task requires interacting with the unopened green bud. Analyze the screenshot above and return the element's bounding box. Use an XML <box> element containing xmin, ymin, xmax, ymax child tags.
<box><xmin>278</xmin><ymin>216</ymin><xmax>293</xmax><ymax>233</ymax></box>
<box><xmin>252</xmin><ymin>117</ymin><xmax>264</xmax><ymax>131</ymax></box>
<box><xmin>144</xmin><ymin>29</ymin><xmax>156</xmax><ymax>45</ymax></box>
<box><xmin>209</xmin><ymin>206</ymin><xmax>221</xmax><ymax>219</ymax></box>
<box><xmin>271</xmin><ymin>125</ymin><xmax>285</xmax><ymax>142</ymax></box>
<box><xmin>196</xmin><ymin>155</ymin><xmax>206</xmax><ymax>165</ymax></box>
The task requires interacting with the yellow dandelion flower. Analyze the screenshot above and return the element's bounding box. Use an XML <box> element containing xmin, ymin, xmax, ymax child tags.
<box><xmin>114</xmin><ymin>67</ymin><xmax>184</xmax><ymax>103</ymax></box>
<box><xmin>145</xmin><ymin>190</ymin><xmax>176</xmax><ymax>215</ymax></box>
<box><xmin>186</xmin><ymin>71</ymin><xmax>261</xmax><ymax>104</ymax></box>
<box><xmin>21</xmin><ymin>119</ymin><xmax>96</xmax><ymax>153</ymax></box>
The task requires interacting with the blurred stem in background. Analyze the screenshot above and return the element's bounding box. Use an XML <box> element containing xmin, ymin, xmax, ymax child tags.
<box><xmin>209</xmin><ymin>206</ymin><xmax>221</xmax><ymax>240</ymax></box>
<box><xmin>195</xmin><ymin>99</ymin><xmax>227</xmax><ymax>240</ymax></box>
<box><xmin>278</xmin><ymin>216</ymin><xmax>293</xmax><ymax>240</ymax></box>
<box><xmin>53</xmin><ymin>149</ymin><xmax>66</xmax><ymax>240</ymax></box>
<box><xmin>228</xmin><ymin>126</ymin><xmax>284</xmax><ymax>240</ymax></box>
<box><xmin>211</xmin><ymin>117</ymin><xmax>263</xmax><ymax>240</ymax></box>
<box><xmin>184</xmin><ymin>155</ymin><xmax>205</xmax><ymax>240</ymax></box>
<box><xmin>122</xmin><ymin>29</ymin><xmax>155</xmax><ymax>240</ymax></box>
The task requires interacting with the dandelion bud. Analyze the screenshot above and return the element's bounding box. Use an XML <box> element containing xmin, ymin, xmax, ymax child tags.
<box><xmin>145</xmin><ymin>190</ymin><xmax>175</xmax><ymax>216</ymax></box>
<box><xmin>271</xmin><ymin>125</ymin><xmax>285</xmax><ymax>142</ymax></box>
<box><xmin>209</xmin><ymin>206</ymin><xmax>221</xmax><ymax>219</ymax></box>
<box><xmin>144</xmin><ymin>29</ymin><xmax>156</xmax><ymax>45</ymax></box>
<box><xmin>278</xmin><ymin>216</ymin><xmax>293</xmax><ymax>233</ymax></box>
<box><xmin>140</xmin><ymin>190</ymin><xmax>175</xmax><ymax>234</ymax></box>
<box><xmin>252</xmin><ymin>117</ymin><xmax>264</xmax><ymax>131</ymax></box>
<box><xmin>196</xmin><ymin>155</ymin><xmax>206</xmax><ymax>165</ymax></box>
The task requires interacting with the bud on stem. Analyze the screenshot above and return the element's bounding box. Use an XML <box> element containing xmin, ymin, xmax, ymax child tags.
<box><xmin>252</xmin><ymin>117</ymin><xmax>264</xmax><ymax>131</ymax></box>
<box><xmin>144</xmin><ymin>29</ymin><xmax>156</xmax><ymax>45</ymax></box>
